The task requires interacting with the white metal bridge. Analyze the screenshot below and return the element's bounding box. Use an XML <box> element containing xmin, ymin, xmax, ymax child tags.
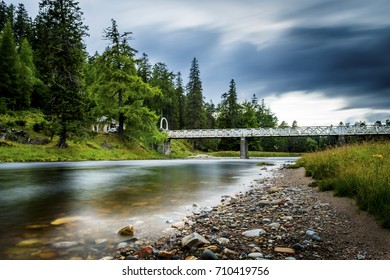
<box><xmin>159</xmin><ymin>118</ymin><xmax>390</xmax><ymax>158</ymax></box>
<box><xmin>166</xmin><ymin>125</ymin><xmax>390</xmax><ymax>139</ymax></box>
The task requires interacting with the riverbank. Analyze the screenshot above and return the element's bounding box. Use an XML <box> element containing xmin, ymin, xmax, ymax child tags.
<box><xmin>113</xmin><ymin>166</ymin><xmax>390</xmax><ymax>260</ymax></box>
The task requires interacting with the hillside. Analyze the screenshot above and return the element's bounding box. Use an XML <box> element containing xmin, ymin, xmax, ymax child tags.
<box><xmin>0</xmin><ymin>111</ymin><xmax>193</xmax><ymax>162</ymax></box>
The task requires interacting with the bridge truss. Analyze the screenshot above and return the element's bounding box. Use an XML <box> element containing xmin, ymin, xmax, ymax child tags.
<box><xmin>167</xmin><ymin>125</ymin><xmax>390</xmax><ymax>139</ymax></box>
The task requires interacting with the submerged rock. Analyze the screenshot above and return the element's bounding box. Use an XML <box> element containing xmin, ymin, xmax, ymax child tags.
<box><xmin>50</xmin><ymin>216</ymin><xmax>84</xmax><ymax>225</ymax></box>
<box><xmin>16</xmin><ymin>239</ymin><xmax>44</xmax><ymax>247</ymax></box>
<box><xmin>52</xmin><ymin>241</ymin><xmax>79</xmax><ymax>249</ymax></box>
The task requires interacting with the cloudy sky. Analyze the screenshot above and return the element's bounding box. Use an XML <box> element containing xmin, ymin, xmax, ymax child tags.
<box><xmin>10</xmin><ymin>0</ymin><xmax>390</xmax><ymax>126</ymax></box>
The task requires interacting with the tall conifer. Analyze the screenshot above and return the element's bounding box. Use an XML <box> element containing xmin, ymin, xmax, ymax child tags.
<box><xmin>34</xmin><ymin>0</ymin><xmax>88</xmax><ymax>148</ymax></box>
<box><xmin>0</xmin><ymin>20</ymin><xmax>18</xmax><ymax>110</ymax></box>
<box><xmin>185</xmin><ymin>57</ymin><xmax>206</xmax><ymax>129</ymax></box>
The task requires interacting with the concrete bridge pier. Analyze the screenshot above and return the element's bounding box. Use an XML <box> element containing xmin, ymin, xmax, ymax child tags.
<box><xmin>337</xmin><ymin>134</ymin><xmax>346</xmax><ymax>145</ymax></box>
<box><xmin>240</xmin><ymin>137</ymin><xmax>249</xmax><ymax>159</ymax></box>
<box><xmin>163</xmin><ymin>139</ymin><xmax>171</xmax><ymax>156</ymax></box>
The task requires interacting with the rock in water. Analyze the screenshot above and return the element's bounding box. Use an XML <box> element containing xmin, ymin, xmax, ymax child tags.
<box><xmin>181</xmin><ymin>232</ymin><xmax>210</xmax><ymax>248</ymax></box>
<box><xmin>118</xmin><ymin>225</ymin><xmax>135</xmax><ymax>236</ymax></box>
<box><xmin>50</xmin><ymin>216</ymin><xmax>84</xmax><ymax>225</ymax></box>
<box><xmin>52</xmin><ymin>241</ymin><xmax>79</xmax><ymax>249</ymax></box>
<box><xmin>16</xmin><ymin>239</ymin><xmax>43</xmax><ymax>247</ymax></box>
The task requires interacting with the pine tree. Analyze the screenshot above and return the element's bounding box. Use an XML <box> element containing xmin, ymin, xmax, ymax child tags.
<box><xmin>175</xmin><ymin>72</ymin><xmax>186</xmax><ymax>129</ymax></box>
<box><xmin>17</xmin><ymin>38</ymin><xmax>35</xmax><ymax>109</ymax></box>
<box><xmin>137</xmin><ymin>52</ymin><xmax>152</xmax><ymax>83</ymax></box>
<box><xmin>0</xmin><ymin>1</ymin><xmax>7</xmax><ymax>30</ymax></box>
<box><xmin>0</xmin><ymin>20</ymin><xmax>18</xmax><ymax>110</ymax></box>
<box><xmin>217</xmin><ymin>79</ymin><xmax>241</xmax><ymax>128</ymax></box>
<box><xmin>90</xmin><ymin>19</ymin><xmax>161</xmax><ymax>140</ymax></box>
<box><xmin>149</xmin><ymin>62</ymin><xmax>180</xmax><ymax>129</ymax></box>
<box><xmin>34</xmin><ymin>0</ymin><xmax>89</xmax><ymax>148</ymax></box>
<box><xmin>14</xmin><ymin>3</ymin><xmax>32</xmax><ymax>43</ymax></box>
<box><xmin>185</xmin><ymin>57</ymin><xmax>206</xmax><ymax>129</ymax></box>
<box><xmin>255</xmin><ymin>99</ymin><xmax>278</xmax><ymax>128</ymax></box>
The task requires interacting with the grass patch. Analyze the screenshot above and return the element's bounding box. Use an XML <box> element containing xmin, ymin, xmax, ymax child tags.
<box><xmin>0</xmin><ymin>132</ymin><xmax>166</xmax><ymax>162</ymax></box>
<box><xmin>297</xmin><ymin>141</ymin><xmax>390</xmax><ymax>228</ymax></box>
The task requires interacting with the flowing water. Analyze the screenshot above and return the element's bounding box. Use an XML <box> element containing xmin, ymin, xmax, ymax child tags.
<box><xmin>0</xmin><ymin>158</ymin><xmax>296</xmax><ymax>259</ymax></box>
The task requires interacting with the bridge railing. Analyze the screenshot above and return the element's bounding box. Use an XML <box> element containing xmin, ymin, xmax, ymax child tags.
<box><xmin>167</xmin><ymin>125</ymin><xmax>390</xmax><ymax>139</ymax></box>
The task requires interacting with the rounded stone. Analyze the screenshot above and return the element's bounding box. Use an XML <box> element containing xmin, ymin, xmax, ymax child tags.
<box><xmin>202</xmin><ymin>249</ymin><xmax>218</xmax><ymax>260</ymax></box>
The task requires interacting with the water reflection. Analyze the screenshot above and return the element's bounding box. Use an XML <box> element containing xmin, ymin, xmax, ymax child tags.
<box><xmin>0</xmin><ymin>158</ymin><xmax>295</xmax><ymax>259</ymax></box>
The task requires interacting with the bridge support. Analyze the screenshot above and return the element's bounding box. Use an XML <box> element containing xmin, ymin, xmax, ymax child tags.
<box><xmin>337</xmin><ymin>135</ymin><xmax>346</xmax><ymax>145</ymax></box>
<box><xmin>163</xmin><ymin>139</ymin><xmax>171</xmax><ymax>156</ymax></box>
<box><xmin>240</xmin><ymin>137</ymin><xmax>249</xmax><ymax>159</ymax></box>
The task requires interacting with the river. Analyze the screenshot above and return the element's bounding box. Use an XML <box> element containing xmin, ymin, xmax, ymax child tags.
<box><xmin>0</xmin><ymin>158</ymin><xmax>296</xmax><ymax>260</ymax></box>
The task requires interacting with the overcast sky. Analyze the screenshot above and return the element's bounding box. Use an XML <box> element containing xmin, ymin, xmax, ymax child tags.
<box><xmin>9</xmin><ymin>0</ymin><xmax>390</xmax><ymax>126</ymax></box>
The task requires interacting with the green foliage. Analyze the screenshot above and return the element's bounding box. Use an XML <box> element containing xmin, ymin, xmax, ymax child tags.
<box><xmin>148</xmin><ymin>62</ymin><xmax>180</xmax><ymax>130</ymax></box>
<box><xmin>185</xmin><ymin>57</ymin><xmax>206</xmax><ymax>129</ymax></box>
<box><xmin>0</xmin><ymin>1</ymin><xmax>7</xmax><ymax>30</ymax></box>
<box><xmin>299</xmin><ymin>142</ymin><xmax>390</xmax><ymax>227</ymax></box>
<box><xmin>13</xmin><ymin>3</ymin><xmax>32</xmax><ymax>43</ymax></box>
<box><xmin>0</xmin><ymin>20</ymin><xmax>19</xmax><ymax>110</ymax></box>
<box><xmin>218</xmin><ymin>79</ymin><xmax>241</xmax><ymax>129</ymax></box>
<box><xmin>88</xmin><ymin>19</ymin><xmax>163</xmax><ymax>145</ymax></box>
<box><xmin>34</xmin><ymin>0</ymin><xmax>89</xmax><ymax>148</ymax></box>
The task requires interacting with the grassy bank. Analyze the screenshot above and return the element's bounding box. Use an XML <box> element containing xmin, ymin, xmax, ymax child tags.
<box><xmin>0</xmin><ymin>135</ymin><xmax>163</xmax><ymax>162</ymax></box>
<box><xmin>296</xmin><ymin>142</ymin><xmax>390</xmax><ymax>227</ymax></box>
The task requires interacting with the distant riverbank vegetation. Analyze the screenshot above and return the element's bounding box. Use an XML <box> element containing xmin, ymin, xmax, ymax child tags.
<box><xmin>296</xmin><ymin>142</ymin><xmax>390</xmax><ymax>228</ymax></box>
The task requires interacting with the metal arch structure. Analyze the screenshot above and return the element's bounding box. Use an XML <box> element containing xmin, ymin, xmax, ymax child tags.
<box><xmin>160</xmin><ymin>117</ymin><xmax>169</xmax><ymax>131</ymax></box>
<box><xmin>166</xmin><ymin>125</ymin><xmax>390</xmax><ymax>139</ymax></box>
<box><xmin>162</xmin><ymin>125</ymin><xmax>390</xmax><ymax>159</ymax></box>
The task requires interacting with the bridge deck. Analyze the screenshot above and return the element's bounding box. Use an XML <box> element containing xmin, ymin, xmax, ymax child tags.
<box><xmin>167</xmin><ymin>125</ymin><xmax>390</xmax><ymax>139</ymax></box>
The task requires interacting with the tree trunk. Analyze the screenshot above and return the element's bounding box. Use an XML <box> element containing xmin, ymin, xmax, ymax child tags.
<box><xmin>118</xmin><ymin>112</ymin><xmax>125</xmax><ymax>136</ymax></box>
<box><xmin>56</xmin><ymin>126</ymin><xmax>68</xmax><ymax>148</ymax></box>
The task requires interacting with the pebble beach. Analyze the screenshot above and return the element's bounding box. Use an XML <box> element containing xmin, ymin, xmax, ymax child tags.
<box><xmin>113</xmin><ymin>166</ymin><xmax>390</xmax><ymax>260</ymax></box>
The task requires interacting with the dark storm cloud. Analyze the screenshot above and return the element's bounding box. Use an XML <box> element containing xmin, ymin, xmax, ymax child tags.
<box><xmin>227</xmin><ymin>25</ymin><xmax>390</xmax><ymax>109</ymax></box>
